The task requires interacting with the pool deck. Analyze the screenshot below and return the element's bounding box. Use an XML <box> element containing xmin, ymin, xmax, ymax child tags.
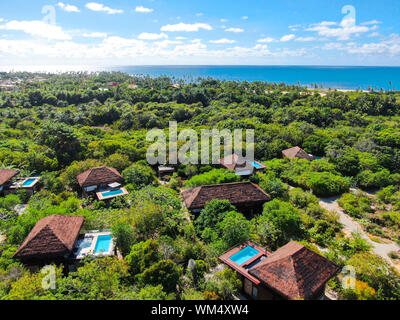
<box><xmin>8</xmin><ymin>177</ymin><xmax>40</xmax><ymax>189</ymax></box>
<box><xmin>219</xmin><ymin>241</ymin><xmax>270</xmax><ymax>285</ymax></box>
<box><xmin>96</xmin><ymin>187</ymin><xmax>129</xmax><ymax>201</ymax></box>
<box><xmin>73</xmin><ymin>231</ymin><xmax>115</xmax><ymax>259</ymax></box>
<box><xmin>248</xmin><ymin>161</ymin><xmax>266</xmax><ymax>170</ymax></box>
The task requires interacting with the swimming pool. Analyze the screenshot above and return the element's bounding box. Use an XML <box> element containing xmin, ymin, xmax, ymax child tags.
<box><xmin>101</xmin><ymin>189</ymin><xmax>124</xmax><ymax>197</ymax></box>
<box><xmin>22</xmin><ymin>178</ymin><xmax>37</xmax><ymax>187</ymax></box>
<box><xmin>251</xmin><ymin>161</ymin><xmax>263</xmax><ymax>168</ymax></box>
<box><xmin>229</xmin><ymin>246</ymin><xmax>260</xmax><ymax>265</ymax></box>
<box><xmin>94</xmin><ymin>235</ymin><xmax>112</xmax><ymax>254</ymax></box>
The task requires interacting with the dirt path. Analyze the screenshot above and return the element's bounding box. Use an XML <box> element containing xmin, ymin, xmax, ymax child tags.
<box><xmin>319</xmin><ymin>196</ymin><xmax>400</xmax><ymax>268</ymax></box>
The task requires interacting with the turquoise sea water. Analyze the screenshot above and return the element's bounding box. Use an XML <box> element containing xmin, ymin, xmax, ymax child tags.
<box><xmin>107</xmin><ymin>65</ymin><xmax>400</xmax><ymax>90</ymax></box>
<box><xmin>229</xmin><ymin>246</ymin><xmax>259</xmax><ymax>265</ymax></box>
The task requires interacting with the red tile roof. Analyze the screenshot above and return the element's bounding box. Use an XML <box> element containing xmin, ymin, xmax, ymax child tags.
<box><xmin>14</xmin><ymin>215</ymin><xmax>84</xmax><ymax>260</ymax></box>
<box><xmin>282</xmin><ymin>146</ymin><xmax>314</xmax><ymax>161</ymax></box>
<box><xmin>248</xmin><ymin>241</ymin><xmax>340</xmax><ymax>299</ymax></box>
<box><xmin>219</xmin><ymin>154</ymin><xmax>247</xmax><ymax>170</ymax></box>
<box><xmin>219</xmin><ymin>241</ymin><xmax>270</xmax><ymax>285</ymax></box>
<box><xmin>0</xmin><ymin>169</ymin><xmax>18</xmax><ymax>185</ymax></box>
<box><xmin>181</xmin><ymin>181</ymin><xmax>271</xmax><ymax>210</ymax></box>
<box><xmin>76</xmin><ymin>166</ymin><xmax>123</xmax><ymax>187</ymax></box>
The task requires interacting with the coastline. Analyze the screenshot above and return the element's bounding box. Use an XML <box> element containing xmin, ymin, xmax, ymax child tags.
<box><xmin>1</xmin><ymin>65</ymin><xmax>400</xmax><ymax>91</ymax></box>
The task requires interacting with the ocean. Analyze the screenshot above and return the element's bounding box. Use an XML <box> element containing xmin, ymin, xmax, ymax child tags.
<box><xmin>3</xmin><ymin>65</ymin><xmax>400</xmax><ymax>90</ymax></box>
<box><xmin>107</xmin><ymin>65</ymin><xmax>400</xmax><ymax>91</ymax></box>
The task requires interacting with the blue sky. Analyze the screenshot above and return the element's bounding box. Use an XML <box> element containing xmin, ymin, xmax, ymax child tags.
<box><xmin>0</xmin><ymin>0</ymin><xmax>399</xmax><ymax>67</ymax></box>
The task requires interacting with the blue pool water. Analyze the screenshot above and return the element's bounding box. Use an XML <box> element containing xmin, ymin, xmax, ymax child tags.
<box><xmin>230</xmin><ymin>246</ymin><xmax>259</xmax><ymax>265</ymax></box>
<box><xmin>94</xmin><ymin>235</ymin><xmax>112</xmax><ymax>254</ymax></box>
<box><xmin>251</xmin><ymin>161</ymin><xmax>263</xmax><ymax>168</ymax></box>
<box><xmin>22</xmin><ymin>178</ymin><xmax>36</xmax><ymax>187</ymax></box>
<box><xmin>102</xmin><ymin>189</ymin><xmax>124</xmax><ymax>197</ymax></box>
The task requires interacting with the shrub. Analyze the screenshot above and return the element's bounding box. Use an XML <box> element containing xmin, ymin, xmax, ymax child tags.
<box><xmin>185</xmin><ymin>169</ymin><xmax>239</xmax><ymax>188</ymax></box>
<box><xmin>122</xmin><ymin>163</ymin><xmax>157</xmax><ymax>190</ymax></box>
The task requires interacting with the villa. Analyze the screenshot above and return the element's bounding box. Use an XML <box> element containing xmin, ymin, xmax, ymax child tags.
<box><xmin>157</xmin><ymin>165</ymin><xmax>176</xmax><ymax>178</ymax></box>
<box><xmin>181</xmin><ymin>181</ymin><xmax>271</xmax><ymax>215</ymax></box>
<box><xmin>14</xmin><ymin>215</ymin><xmax>85</xmax><ymax>265</ymax></box>
<box><xmin>0</xmin><ymin>169</ymin><xmax>41</xmax><ymax>196</ymax></box>
<box><xmin>13</xmin><ymin>215</ymin><xmax>115</xmax><ymax>266</ymax></box>
<box><xmin>219</xmin><ymin>154</ymin><xmax>266</xmax><ymax>176</ymax></box>
<box><xmin>76</xmin><ymin>166</ymin><xmax>128</xmax><ymax>200</ymax></box>
<box><xmin>0</xmin><ymin>169</ymin><xmax>18</xmax><ymax>193</ymax></box>
<box><xmin>282</xmin><ymin>146</ymin><xmax>315</xmax><ymax>161</ymax></box>
<box><xmin>219</xmin><ymin>241</ymin><xmax>340</xmax><ymax>300</ymax></box>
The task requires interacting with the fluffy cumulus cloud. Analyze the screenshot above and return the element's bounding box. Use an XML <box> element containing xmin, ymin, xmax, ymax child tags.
<box><xmin>57</xmin><ymin>2</ymin><xmax>80</xmax><ymax>13</ymax></box>
<box><xmin>0</xmin><ymin>20</ymin><xmax>71</xmax><ymax>40</ymax></box>
<box><xmin>210</xmin><ymin>38</ymin><xmax>236</xmax><ymax>44</ymax></box>
<box><xmin>161</xmin><ymin>23</ymin><xmax>212</xmax><ymax>32</ymax></box>
<box><xmin>306</xmin><ymin>18</ymin><xmax>371</xmax><ymax>41</ymax></box>
<box><xmin>323</xmin><ymin>34</ymin><xmax>400</xmax><ymax>56</ymax></box>
<box><xmin>135</xmin><ymin>6</ymin><xmax>153</xmax><ymax>13</ymax></box>
<box><xmin>295</xmin><ymin>37</ymin><xmax>316</xmax><ymax>42</ymax></box>
<box><xmin>360</xmin><ymin>20</ymin><xmax>382</xmax><ymax>26</ymax></box>
<box><xmin>280</xmin><ymin>34</ymin><xmax>295</xmax><ymax>42</ymax></box>
<box><xmin>225</xmin><ymin>27</ymin><xmax>244</xmax><ymax>33</ymax></box>
<box><xmin>82</xmin><ymin>32</ymin><xmax>107</xmax><ymax>38</ymax></box>
<box><xmin>258</xmin><ymin>37</ymin><xmax>276</xmax><ymax>43</ymax></box>
<box><xmin>138</xmin><ymin>32</ymin><xmax>168</xmax><ymax>40</ymax></box>
<box><xmin>0</xmin><ymin>35</ymin><xmax>309</xmax><ymax>64</ymax></box>
<box><xmin>85</xmin><ymin>2</ymin><xmax>123</xmax><ymax>14</ymax></box>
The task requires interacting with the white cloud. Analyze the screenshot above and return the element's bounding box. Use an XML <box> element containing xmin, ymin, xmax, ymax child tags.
<box><xmin>210</xmin><ymin>38</ymin><xmax>236</xmax><ymax>44</ymax></box>
<box><xmin>220</xmin><ymin>19</ymin><xmax>228</xmax><ymax>23</ymax></box>
<box><xmin>138</xmin><ymin>32</ymin><xmax>168</xmax><ymax>40</ymax></box>
<box><xmin>57</xmin><ymin>2</ymin><xmax>80</xmax><ymax>13</ymax></box>
<box><xmin>85</xmin><ymin>2</ymin><xmax>123</xmax><ymax>14</ymax></box>
<box><xmin>368</xmin><ymin>32</ymin><xmax>380</xmax><ymax>38</ymax></box>
<box><xmin>361</xmin><ymin>20</ymin><xmax>382</xmax><ymax>26</ymax></box>
<box><xmin>258</xmin><ymin>37</ymin><xmax>276</xmax><ymax>43</ymax></box>
<box><xmin>196</xmin><ymin>13</ymin><xmax>203</xmax><ymax>17</ymax></box>
<box><xmin>288</xmin><ymin>24</ymin><xmax>302</xmax><ymax>31</ymax></box>
<box><xmin>321</xmin><ymin>34</ymin><xmax>400</xmax><ymax>56</ymax></box>
<box><xmin>0</xmin><ymin>18</ymin><xmax>3</xmax><ymax>23</ymax></box>
<box><xmin>295</xmin><ymin>37</ymin><xmax>316</xmax><ymax>42</ymax></box>
<box><xmin>225</xmin><ymin>28</ymin><xmax>244</xmax><ymax>33</ymax></box>
<box><xmin>319</xmin><ymin>21</ymin><xmax>337</xmax><ymax>26</ymax></box>
<box><xmin>280</xmin><ymin>34</ymin><xmax>295</xmax><ymax>42</ymax></box>
<box><xmin>0</xmin><ymin>35</ymin><xmax>309</xmax><ymax>63</ymax></box>
<box><xmin>176</xmin><ymin>36</ymin><xmax>186</xmax><ymax>40</ymax></box>
<box><xmin>82</xmin><ymin>32</ymin><xmax>107</xmax><ymax>38</ymax></box>
<box><xmin>0</xmin><ymin>20</ymin><xmax>71</xmax><ymax>40</ymax></box>
<box><xmin>153</xmin><ymin>40</ymin><xmax>183</xmax><ymax>48</ymax></box>
<box><xmin>135</xmin><ymin>6</ymin><xmax>153</xmax><ymax>13</ymax></box>
<box><xmin>161</xmin><ymin>23</ymin><xmax>212</xmax><ymax>32</ymax></box>
<box><xmin>242</xmin><ymin>16</ymin><xmax>248</xmax><ymax>20</ymax></box>
<box><xmin>306</xmin><ymin>19</ymin><xmax>370</xmax><ymax>41</ymax></box>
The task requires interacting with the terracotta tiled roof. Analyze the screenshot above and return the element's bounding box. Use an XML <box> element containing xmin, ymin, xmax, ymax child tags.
<box><xmin>219</xmin><ymin>154</ymin><xmax>246</xmax><ymax>170</ymax></box>
<box><xmin>14</xmin><ymin>215</ymin><xmax>84</xmax><ymax>260</ymax></box>
<box><xmin>76</xmin><ymin>166</ymin><xmax>123</xmax><ymax>187</ymax></box>
<box><xmin>248</xmin><ymin>241</ymin><xmax>340</xmax><ymax>300</ymax></box>
<box><xmin>0</xmin><ymin>169</ymin><xmax>18</xmax><ymax>185</ymax></box>
<box><xmin>282</xmin><ymin>146</ymin><xmax>314</xmax><ymax>161</ymax></box>
<box><xmin>181</xmin><ymin>182</ymin><xmax>271</xmax><ymax>210</ymax></box>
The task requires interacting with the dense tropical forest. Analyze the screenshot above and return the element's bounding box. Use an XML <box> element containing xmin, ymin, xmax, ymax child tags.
<box><xmin>0</xmin><ymin>71</ymin><xmax>400</xmax><ymax>300</ymax></box>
